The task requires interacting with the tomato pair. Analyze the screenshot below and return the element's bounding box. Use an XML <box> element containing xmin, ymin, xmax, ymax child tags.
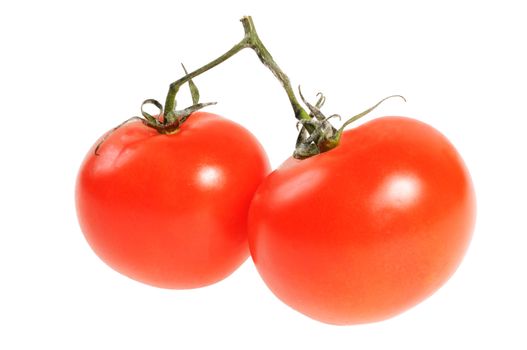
<box><xmin>76</xmin><ymin>110</ymin><xmax>475</xmax><ymax>324</ymax></box>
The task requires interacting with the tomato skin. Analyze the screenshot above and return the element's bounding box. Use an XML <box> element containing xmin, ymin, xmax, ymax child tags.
<box><xmin>76</xmin><ymin>112</ymin><xmax>270</xmax><ymax>289</ymax></box>
<box><xmin>248</xmin><ymin>116</ymin><xmax>476</xmax><ymax>325</ymax></box>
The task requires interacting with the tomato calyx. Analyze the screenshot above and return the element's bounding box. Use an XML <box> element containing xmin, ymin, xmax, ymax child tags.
<box><xmin>93</xmin><ymin>100</ymin><xmax>215</xmax><ymax>156</ymax></box>
<box><xmin>293</xmin><ymin>93</ymin><xmax>406</xmax><ymax>159</ymax></box>
<box><xmin>94</xmin><ymin>66</ymin><xmax>215</xmax><ymax>155</ymax></box>
<box><xmin>139</xmin><ymin>98</ymin><xmax>216</xmax><ymax>135</ymax></box>
<box><xmin>293</xmin><ymin>89</ymin><xmax>339</xmax><ymax>158</ymax></box>
<box><xmin>140</xmin><ymin>65</ymin><xmax>216</xmax><ymax>135</ymax></box>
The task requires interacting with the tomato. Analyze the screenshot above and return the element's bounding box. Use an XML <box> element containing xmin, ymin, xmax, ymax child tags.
<box><xmin>76</xmin><ymin>111</ymin><xmax>270</xmax><ymax>289</ymax></box>
<box><xmin>248</xmin><ymin>116</ymin><xmax>476</xmax><ymax>324</ymax></box>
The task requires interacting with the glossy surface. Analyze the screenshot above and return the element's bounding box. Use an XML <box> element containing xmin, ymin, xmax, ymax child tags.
<box><xmin>76</xmin><ymin>112</ymin><xmax>270</xmax><ymax>289</ymax></box>
<box><xmin>248</xmin><ymin>117</ymin><xmax>476</xmax><ymax>324</ymax></box>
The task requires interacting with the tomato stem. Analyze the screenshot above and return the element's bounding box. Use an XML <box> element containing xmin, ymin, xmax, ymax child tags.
<box><xmin>164</xmin><ymin>42</ymin><xmax>246</xmax><ymax>123</ymax></box>
<box><xmin>163</xmin><ymin>16</ymin><xmax>310</xmax><ymax>123</ymax></box>
<box><xmin>159</xmin><ymin>16</ymin><xmax>404</xmax><ymax>159</ymax></box>
<box><xmin>239</xmin><ymin>17</ymin><xmax>311</xmax><ymax>122</ymax></box>
<box><xmin>97</xmin><ymin>17</ymin><xmax>404</xmax><ymax>158</ymax></box>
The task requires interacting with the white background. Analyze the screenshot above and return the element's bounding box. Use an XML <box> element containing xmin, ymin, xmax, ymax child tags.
<box><xmin>1</xmin><ymin>0</ymin><xmax>526</xmax><ymax>349</ymax></box>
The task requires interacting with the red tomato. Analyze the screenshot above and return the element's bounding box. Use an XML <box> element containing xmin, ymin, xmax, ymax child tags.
<box><xmin>248</xmin><ymin>116</ymin><xmax>476</xmax><ymax>324</ymax></box>
<box><xmin>76</xmin><ymin>112</ymin><xmax>270</xmax><ymax>289</ymax></box>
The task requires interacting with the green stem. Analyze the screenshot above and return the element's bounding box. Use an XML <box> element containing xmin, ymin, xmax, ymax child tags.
<box><xmin>163</xmin><ymin>16</ymin><xmax>310</xmax><ymax>123</ymax></box>
<box><xmin>163</xmin><ymin>41</ymin><xmax>247</xmax><ymax>121</ymax></box>
<box><xmin>240</xmin><ymin>17</ymin><xmax>310</xmax><ymax>121</ymax></box>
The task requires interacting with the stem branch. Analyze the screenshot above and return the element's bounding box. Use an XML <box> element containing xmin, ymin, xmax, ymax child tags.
<box><xmin>240</xmin><ymin>17</ymin><xmax>310</xmax><ymax>121</ymax></box>
<box><xmin>164</xmin><ymin>41</ymin><xmax>248</xmax><ymax>121</ymax></box>
<box><xmin>163</xmin><ymin>16</ymin><xmax>310</xmax><ymax>122</ymax></box>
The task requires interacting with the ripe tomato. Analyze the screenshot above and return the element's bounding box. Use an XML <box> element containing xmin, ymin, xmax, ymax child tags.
<box><xmin>248</xmin><ymin>116</ymin><xmax>476</xmax><ymax>324</ymax></box>
<box><xmin>76</xmin><ymin>111</ymin><xmax>270</xmax><ymax>289</ymax></box>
